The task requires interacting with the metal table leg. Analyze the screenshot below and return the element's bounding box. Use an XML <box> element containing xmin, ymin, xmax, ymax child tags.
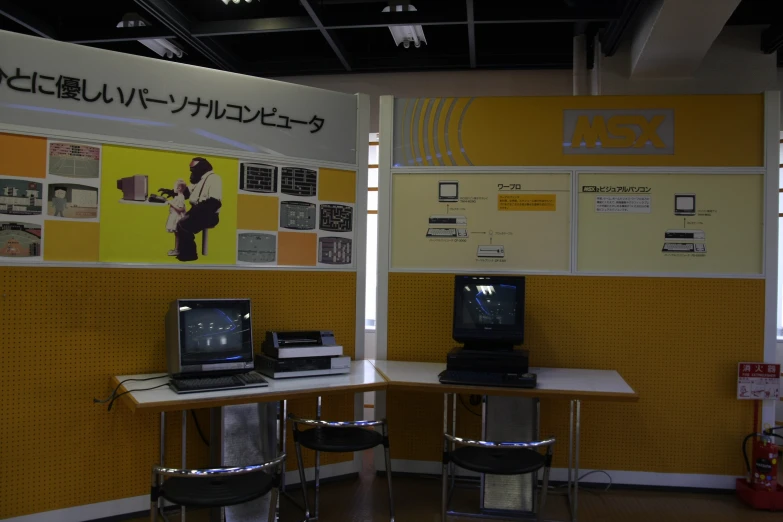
<box><xmin>209</xmin><ymin>407</ymin><xmax>223</xmax><ymax>522</ymax></box>
<box><xmin>567</xmin><ymin>399</ymin><xmax>581</xmax><ymax>522</ymax></box>
<box><xmin>181</xmin><ymin>410</ymin><xmax>187</xmax><ymax>522</ymax></box>
<box><xmin>315</xmin><ymin>395</ymin><xmax>322</xmax><ymax>520</ymax></box>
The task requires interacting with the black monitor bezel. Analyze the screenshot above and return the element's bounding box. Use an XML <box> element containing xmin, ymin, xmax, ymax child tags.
<box><xmin>177</xmin><ymin>298</ymin><xmax>254</xmax><ymax>365</ymax></box>
<box><xmin>452</xmin><ymin>275</ymin><xmax>525</xmax><ymax>346</ymax></box>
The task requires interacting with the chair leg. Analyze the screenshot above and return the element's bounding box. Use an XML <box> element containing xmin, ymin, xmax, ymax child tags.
<box><xmin>538</xmin><ymin>463</ymin><xmax>552</xmax><ymax>522</ymax></box>
<box><xmin>294</xmin><ymin>441</ymin><xmax>311</xmax><ymax>520</ymax></box>
<box><xmin>383</xmin><ymin>441</ymin><xmax>395</xmax><ymax>522</ymax></box>
<box><xmin>314</xmin><ymin>450</ymin><xmax>320</xmax><ymax>520</ymax></box>
<box><xmin>150</xmin><ymin>470</ymin><xmax>158</xmax><ymax>522</ymax></box>
<box><xmin>441</xmin><ymin>462</ymin><xmax>449</xmax><ymax>522</ymax></box>
<box><xmin>267</xmin><ymin>487</ymin><xmax>279</xmax><ymax>522</ymax></box>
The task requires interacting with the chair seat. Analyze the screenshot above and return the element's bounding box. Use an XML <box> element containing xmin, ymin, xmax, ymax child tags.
<box><xmin>297</xmin><ymin>426</ymin><xmax>384</xmax><ymax>452</ymax></box>
<box><xmin>160</xmin><ymin>471</ymin><xmax>275</xmax><ymax>508</ymax></box>
<box><xmin>451</xmin><ymin>446</ymin><xmax>545</xmax><ymax>476</ymax></box>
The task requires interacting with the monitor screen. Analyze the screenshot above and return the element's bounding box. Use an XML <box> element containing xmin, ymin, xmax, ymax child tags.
<box><xmin>178</xmin><ymin>300</ymin><xmax>253</xmax><ymax>365</ymax></box>
<box><xmin>675</xmin><ymin>194</ymin><xmax>695</xmax><ymax>212</ymax></box>
<box><xmin>453</xmin><ymin>275</ymin><xmax>525</xmax><ymax>346</ymax></box>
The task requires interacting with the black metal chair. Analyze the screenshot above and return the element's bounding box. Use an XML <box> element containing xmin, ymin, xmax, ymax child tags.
<box><xmin>289</xmin><ymin>414</ymin><xmax>394</xmax><ymax>521</ymax></box>
<box><xmin>442</xmin><ymin>434</ymin><xmax>555</xmax><ymax>522</ymax></box>
<box><xmin>150</xmin><ymin>453</ymin><xmax>286</xmax><ymax>522</ymax></box>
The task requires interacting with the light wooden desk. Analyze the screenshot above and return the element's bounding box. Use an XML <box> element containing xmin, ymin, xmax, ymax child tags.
<box><xmin>370</xmin><ymin>360</ymin><xmax>638</xmax><ymax>522</ymax></box>
<box><xmin>111</xmin><ymin>361</ymin><xmax>386</xmax><ymax>522</ymax></box>
<box><xmin>112</xmin><ymin>360</ymin><xmax>387</xmax><ymax>414</ymax></box>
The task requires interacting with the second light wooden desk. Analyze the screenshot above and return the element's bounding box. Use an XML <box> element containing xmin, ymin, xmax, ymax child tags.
<box><xmin>370</xmin><ymin>360</ymin><xmax>638</xmax><ymax>522</ymax></box>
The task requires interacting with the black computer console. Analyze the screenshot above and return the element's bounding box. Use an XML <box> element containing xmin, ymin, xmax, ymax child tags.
<box><xmin>446</xmin><ymin>347</ymin><xmax>529</xmax><ymax>374</ymax></box>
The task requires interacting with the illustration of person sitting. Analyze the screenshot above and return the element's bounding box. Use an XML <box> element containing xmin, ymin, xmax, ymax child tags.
<box><xmin>159</xmin><ymin>158</ymin><xmax>222</xmax><ymax>262</ymax></box>
<box><xmin>52</xmin><ymin>187</ymin><xmax>67</xmax><ymax>217</ymax></box>
<box><xmin>164</xmin><ymin>179</ymin><xmax>188</xmax><ymax>257</ymax></box>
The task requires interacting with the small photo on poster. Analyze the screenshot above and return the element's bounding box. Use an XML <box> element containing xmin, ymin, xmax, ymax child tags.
<box><xmin>0</xmin><ymin>178</ymin><xmax>43</xmax><ymax>216</ymax></box>
<box><xmin>0</xmin><ymin>221</ymin><xmax>41</xmax><ymax>258</ymax></box>
<box><xmin>47</xmin><ymin>184</ymin><xmax>99</xmax><ymax>220</ymax></box>
<box><xmin>48</xmin><ymin>142</ymin><xmax>101</xmax><ymax>179</ymax></box>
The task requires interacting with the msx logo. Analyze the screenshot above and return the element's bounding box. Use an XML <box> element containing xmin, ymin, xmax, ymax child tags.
<box><xmin>563</xmin><ymin>109</ymin><xmax>674</xmax><ymax>155</ymax></box>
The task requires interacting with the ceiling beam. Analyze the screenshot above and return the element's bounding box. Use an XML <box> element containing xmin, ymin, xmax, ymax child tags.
<box><xmin>300</xmin><ymin>0</ymin><xmax>352</xmax><ymax>72</ymax></box>
<box><xmin>600</xmin><ymin>0</ymin><xmax>646</xmax><ymax>57</ymax></box>
<box><xmin>0</xmin><ymin>0</ymin><xmax>57</xmax><ymax>39</ymax></box>
<box><xmin>193</xmin><ymin>16</ymin><xmax>317</xmax><ymax>37</ymax></box>
<box><xmin>761</xmin><ymin>24</ymin><xmax>783</xmax><ymax>54</ymax></box>
<box><xmin>66</xmin><ymin>26</ymin><xmax>176</xmax><ymax>44</ymax></box>
<box><xmin>133</xmin><ymin>0</ymin><xmax>240</xmax><ymax>72</ymax></box>
<box><xmin>466</xmin><ymin>0</ymin><xmax>476</xmax><ymax>68</ymax></box>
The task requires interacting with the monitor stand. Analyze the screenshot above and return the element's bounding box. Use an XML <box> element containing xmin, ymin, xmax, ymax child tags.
<box><xmin>462</xmin><ymin>341</ymin><xmax>514</xmax><ymax>352</ymax></box>
<box><xmin>447</xmin><ymin>345</ymin><xmax>529</xmax><ymax>373</ymax></box>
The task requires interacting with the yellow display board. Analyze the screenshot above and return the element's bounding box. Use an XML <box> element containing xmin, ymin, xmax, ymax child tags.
<box><xmin>577</xmin><ymin>173</ymin><xmax>763</xmax><ymax>274</ymax></box>
<box><xmin>100</xmin><ymin>146</ymin><xmax>239</xmax><ymax>265</ymax></box>
<box><xmin>0</xmin><ymin>133</ymin><xmax>358</xmax><ymax>268</ymax></box>
<box><xmin>0</xmin><ymin>267</ymin><xmax>357</xmax><ymax>519</ymax></box>
<box><xmin>393</xmin><ymin>94</ymin><xmax>764</xmax><ymax>167</ymax></box>
<box><xmin>386</xmin><ymin>273</ymin><xmax>760</xmax><ymax>475</ymax></box>
<box><xmin>391</xmin><ymin>173</ymin><xmax>571</xmax><ymax>271</ymax></box>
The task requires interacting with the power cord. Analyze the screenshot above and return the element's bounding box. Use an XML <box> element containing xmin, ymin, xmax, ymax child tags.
<box><xmin>107</xmin><ymin>384</ymin><xmax>169</xmax><ymax>411</ymax></box>
<box><xmin>191</xmin><ymin>410</ymin><xmax>210</xmax><ymax>446</ymax></box>
<box><xmin>458</xmin><ymin>394</ymin><xmax>482</xmax><ymax>417</ymax></box>
<box><xmin>551</xmin><ymin>470</ymin><xmax>613</xmax><ymax>493</ymax></box>
<box><xmin>94</xmin><ymin>376</ymin><xmax>164</xmax><ymax>409</ymax></box>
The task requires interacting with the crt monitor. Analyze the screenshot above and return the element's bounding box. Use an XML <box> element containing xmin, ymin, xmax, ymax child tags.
<box><xmin>452</xmin><ymin>275</ymin><xmax>525</xmax><ymax>350</ymax></box>
<box><xmin>166</xmin><ymin>299</ymin><xmax>255</xmax><ymax>377</ymax></box>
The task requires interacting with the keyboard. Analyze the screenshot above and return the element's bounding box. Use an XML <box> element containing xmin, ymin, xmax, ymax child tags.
<box><xmin>169</xmin><ymin>372</ymin><xmax>269</xmax><ymax>394</ymax></box>
<box><xmin>427</xmin><ymin>228</ymin><xmax>468</xmax><ymax>238</ymax></box>
<box><xmin>662</xmin><ymin>242</ymin><xmax>706</xmax><ymax>253</ymax></box>
<box><xmin>438</xmin><ymin>370</ymin><xmax>537</xmax><ymax>389</ymax></box>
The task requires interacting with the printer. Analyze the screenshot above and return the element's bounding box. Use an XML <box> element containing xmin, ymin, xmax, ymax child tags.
<box><xmin>256</xmin><ymin>330</ymin><xmax>350</xmax><ymax>378</ymax></box>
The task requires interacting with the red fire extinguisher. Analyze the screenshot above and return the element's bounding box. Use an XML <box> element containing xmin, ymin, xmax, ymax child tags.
<box><xmin>743</xmin><ymin>426</ymin><xmax>783</xmax><ymax>491</ymax></box>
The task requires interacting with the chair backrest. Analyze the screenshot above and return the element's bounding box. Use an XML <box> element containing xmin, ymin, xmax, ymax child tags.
<box><xmin>153</xmin><ymin>453</ymin><xmax>286</xmax><ymax>480</ymax></box>
<box><xmin>445</xmin><ymin>434</ymin><xmax>555</xmax><ymax>452</ymax></box>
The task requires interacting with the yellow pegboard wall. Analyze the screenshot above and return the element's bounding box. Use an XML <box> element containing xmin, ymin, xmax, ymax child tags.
<box><xmin>387</xmin><ymin>273</ymin><xmax>761</xmax><ymax>475</ymax></box>
<box><xmin>0</xmin><ymin>267</ymin><xmax>356</xmax><ymax>519</ymax></box>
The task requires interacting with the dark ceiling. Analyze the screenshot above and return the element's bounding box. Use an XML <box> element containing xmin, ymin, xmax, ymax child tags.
<box><xmin>1</xmin><ymin>0</ymin><xmax>782</xmax><ymax>77</ymax></box>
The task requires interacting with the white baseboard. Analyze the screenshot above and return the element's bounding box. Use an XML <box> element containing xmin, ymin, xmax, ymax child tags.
<box><xmin>4</xmin><ymin>495</ymin><xmax>150</xmax><ymax>522</ymax></box>
<box><xmin>5</xmin><ymin>462</ymin><xmax>359</xmax><ymax>522</ymax></box>
<box><xmin>388</xmin><ymin>459</ymin><xmax>739</xmax><ymax>489</ymax></box>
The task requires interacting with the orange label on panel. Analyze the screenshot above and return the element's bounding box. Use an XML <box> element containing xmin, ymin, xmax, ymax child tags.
<box><xmin>498</xmin><ymin>194</ymin><xmax>556</xmax><ymax>211</ymax></box>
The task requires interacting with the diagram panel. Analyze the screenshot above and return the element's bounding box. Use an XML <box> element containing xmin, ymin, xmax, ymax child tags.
<box><xmin>391</xmin><ymin>173</ymin><xmax>571</xmax><ymax>271</ymax></box>
<box><xmin>576</xmin><ymin>173</ymin><xmax>763</xmax><ymax>274</ymax></box>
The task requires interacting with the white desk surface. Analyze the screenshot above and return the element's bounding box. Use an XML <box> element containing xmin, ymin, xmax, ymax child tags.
<box><xmin>112</xmin><ymin>360</ymin><xmax>386</xmax><ymax>413</ymax></box>
<box><xmin>370</xmin><ymin>360</ymin><xmax>638</xmax><ymax>402</ymax></box>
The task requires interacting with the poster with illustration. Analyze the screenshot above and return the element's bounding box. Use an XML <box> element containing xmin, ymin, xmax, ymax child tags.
<box><xmin>47</xmin><ymin>184</ymin><xmax>99</xmax><ymax>219</ymax></box>
<box><xmin>0</xmin><ymin>221</ymin><xmax>41</xmax><ymax>258</ymax></box>
<box><xmin>0</xmin><ymin>178</ymin><xmax>43</xmax><ymax>215</ymax></box>
<box><xmin>99</xmin><ymin>146</ymin><xmax>238</xmax><ymax>264</ymax></box>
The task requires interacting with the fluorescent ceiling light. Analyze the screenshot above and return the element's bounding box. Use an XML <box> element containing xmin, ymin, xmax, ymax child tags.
<box><xmin>222</xmin><ymin>0</ymin><xmax>254</xmax><ymax>3</ymax></box>
<box><xmin>117</xmin><ymin>15</ymin><xmax>184</xmax><ymax>59</ymax></box>
<box><xmin>382</xmin><ymin>4</ymin><xmax>427</xmax><ymax>49</ymax></box>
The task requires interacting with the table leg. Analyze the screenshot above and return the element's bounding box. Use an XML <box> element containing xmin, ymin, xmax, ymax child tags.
<box><xmin>209</xmin><ymin>408</ymin><xmax>223</xmax><ymax>522</ymax></box>
<box><xmin>181</xmin><ymin>410</ymin><xmax>187</xmax><ymax>522</ymax></box>
<box><xmin>158</xmin><ymin>412</ymin><xmax>165</xmax><ymax>517</ymax></box>
<box><xmin>568</xmin><ymin>400</ymin><xmax>574</xmax><ymax>508</ymax></box>
<box><xmin>281</xmin><ymin>400</ymin><xmax>287</xmax><ymax>493</ymax></box>
<box><xmin>574</xmin><ymin>399</ymin><xmax>581</xmax><ymax>522</ymax></box>
<box><xmin>450</xmin><ymin>393</ymin><xmax>457</xmax><ymax>493</ymax></box>
<box><xmin>315</xmin><ymin>396</ymin><xmax>321</xmax><ymax>520</ymax></box>
<box><xmin>479</xmin><ymin>396</ymin><xmax>486</xmax><ymax>510</ymax></box>
<box><xmin>442</xmin><ymin>393</ymin><xmax>449</xmax><ymax>518</ymax></box>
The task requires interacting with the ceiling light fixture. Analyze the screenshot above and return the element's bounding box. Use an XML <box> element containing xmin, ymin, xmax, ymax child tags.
<box><xmin>382</xmin><ymin>3</ymin><xmax>427</xmax><ymax>49</ymax></box>
<box><xmin>222</xmin><ymin>0</ymin><xmax>254</xmax><ymax>4</ymax></box>
<box><xmin>117</xmin><ymin>15</ymin><xmax>184</xmax><ymax>59</ymax></box>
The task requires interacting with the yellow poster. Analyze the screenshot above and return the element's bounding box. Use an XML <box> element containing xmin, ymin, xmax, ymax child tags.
<box><xmin>391</xmin><ymin>173</ymin><xmax>571</xmax><ymax>271</ymax></box>
<box><xmin>99</xmin><ymin>146</ymin><xmax>238</xmax><ymax>265</ymax></box>
<box><xmin>576</xmin><ymin>173</ymin><xmax>763</xmax><ymax>274</ymax></box>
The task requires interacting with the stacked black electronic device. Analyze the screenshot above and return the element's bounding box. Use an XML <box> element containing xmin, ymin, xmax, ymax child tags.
<box><xmin>256</xmin><ymin>330</ymin><xmax>351</xmax><ymax>379</ymax></box>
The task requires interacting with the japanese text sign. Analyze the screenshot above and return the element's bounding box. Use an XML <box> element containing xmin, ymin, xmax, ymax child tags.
<box><xmin>0</xmin><ymin>30</ymin><xmax>357</xmax><ymax>165</ymax></box>
<box><xmin>737</xmin><ymin>362</ymin><xmax>781</xmax><ymax>400</ymax></box>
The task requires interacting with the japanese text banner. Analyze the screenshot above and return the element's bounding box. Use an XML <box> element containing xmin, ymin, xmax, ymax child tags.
<box><xmin>0</xmin><ymin>30</ymin><xmax>358</xmax><ymax>166</ymax></box>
